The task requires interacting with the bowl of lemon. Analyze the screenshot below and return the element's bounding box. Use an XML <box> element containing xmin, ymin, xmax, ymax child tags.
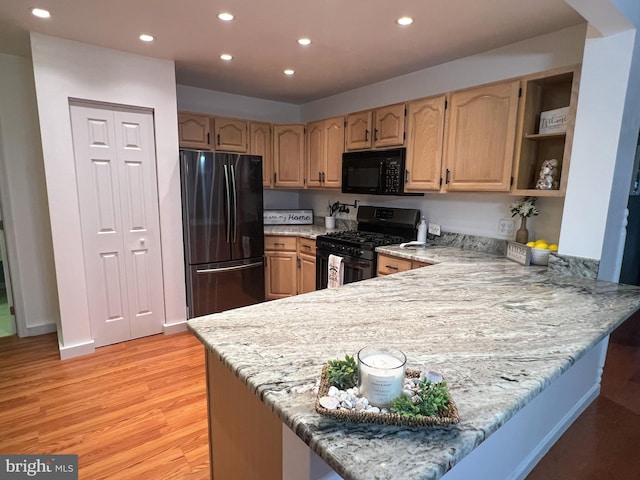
<box><xmin>525</xmin><ymin>239</ymin><xmax>558</xmax><ymax>266</ymax></box>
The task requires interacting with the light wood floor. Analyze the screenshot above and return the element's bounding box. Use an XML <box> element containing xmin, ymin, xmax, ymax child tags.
<box><xmin>0</xmin><ymin>331</ymin><xmax>209</xmax><ymax>479</ymax></box>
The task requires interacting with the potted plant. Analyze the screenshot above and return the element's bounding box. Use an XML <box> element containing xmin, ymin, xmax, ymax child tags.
<box><xmin>510</xmin><ymin>196</ymin><xmax>539</xmax><ymax>244</ymax></box>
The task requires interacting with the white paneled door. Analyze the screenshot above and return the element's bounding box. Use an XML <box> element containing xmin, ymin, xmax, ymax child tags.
<box><xmin>70</xmin><ymin>104</ymin><xmax>165</xmax><ymax>347</ymax></box>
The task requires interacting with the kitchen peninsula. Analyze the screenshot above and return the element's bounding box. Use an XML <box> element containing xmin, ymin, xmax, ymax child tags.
<box><xmin>188</xmin><ymin>246</ymin><xmax>640</xmax><ymax>480</ymax></box>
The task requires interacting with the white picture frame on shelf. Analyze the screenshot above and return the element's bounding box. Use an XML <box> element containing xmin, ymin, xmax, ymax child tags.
<box><xmin>539</xmin><ymin>107</ymin><xmax>569</xmax><ymax>134</ymax></box>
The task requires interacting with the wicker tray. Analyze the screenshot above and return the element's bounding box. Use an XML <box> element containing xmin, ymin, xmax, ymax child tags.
<box><xmin>315</xmin><ymin>365</ymin><xmax>460</xmax><ymax>427</ymax></box>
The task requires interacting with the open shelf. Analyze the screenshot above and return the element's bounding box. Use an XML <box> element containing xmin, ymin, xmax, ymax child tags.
<box><xmin>512</xmin><ymin>66</ymin><xmax>580</xmax><ymax>195</ymax></box>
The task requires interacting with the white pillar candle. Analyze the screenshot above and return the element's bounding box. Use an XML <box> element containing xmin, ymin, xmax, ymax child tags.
<box><xmin>357</xmin><ymin>347</ymin><xmax>407</xmax><ymax>407</ymax></box>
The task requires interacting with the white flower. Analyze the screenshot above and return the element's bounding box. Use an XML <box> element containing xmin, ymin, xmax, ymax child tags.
<box><xmin>510</xmin><ymin>197</ymin><xmax>540</xmax><ymax>218</ymax></box>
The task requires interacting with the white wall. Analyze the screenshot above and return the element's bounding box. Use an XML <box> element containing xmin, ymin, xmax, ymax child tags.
<box><xmin>299</xmin><ymin>191</ymin><xmax>563</xmax><ymax>243</ymax></box>
<box><xmin>299</xmin><ymin>25</ymin><xmax>587</xmax><ymax>120</ymax></box>
<box><xmin>30</xmin><ymin>34</ymin><xmax>184</xmax><ymax>358</ymax></box>
<box><xmin>177</xmin><ymin>85</ymin><xmax>299</xmax><ymax>123</ymax></box>
<box><xmin>0</xmin><ymin>53</ymin><xmax>59</xmax><ymax>336</ymax></box>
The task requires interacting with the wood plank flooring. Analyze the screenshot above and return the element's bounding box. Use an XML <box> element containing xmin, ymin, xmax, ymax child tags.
<box><xmin>0</xmin><ymin>332</ymin><xmax>209</xmax><ymax>479</ymax></box>
<box><xmin>1</xmin><ymin>312</ymin><xmax>639</xmax><ymax>480</ymax></box>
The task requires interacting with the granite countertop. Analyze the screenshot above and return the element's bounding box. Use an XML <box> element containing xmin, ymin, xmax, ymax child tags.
<box><xmin>264</xmin><ymin>224</ymin><xmax>341</xmax><ymax>239</ymax></box>
<box><xmin>188</xmin><ymin>245</ymin><xmax>640</xmax><ymax>480</ymax></box>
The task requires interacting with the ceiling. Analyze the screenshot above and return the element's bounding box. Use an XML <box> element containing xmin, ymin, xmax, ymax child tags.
<box><xmin>0</xmin><ymin>0</ymin><xmax>585</xmax><ymax>104</ymax></box>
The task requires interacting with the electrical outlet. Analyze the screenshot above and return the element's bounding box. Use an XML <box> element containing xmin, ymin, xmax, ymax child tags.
<box><xmin>498</xmin><ymin>219</ymin><xmax>515</xmax><ymax>237</ymax></box>
<box><xmin>428</xmin><ymin>223</ymin><xmax>441</xmax><ymax>236</ymax></box>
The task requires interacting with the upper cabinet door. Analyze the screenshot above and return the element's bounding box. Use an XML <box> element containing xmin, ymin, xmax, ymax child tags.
<box><xmin>306</xmin><ymin>121</ymin><xmax>324</xmax><ymax>188</ymax></box>
<box><xmin>273</xmin><ymin>124</ymin><xmax>305</xmax><ymax>188</ymax></box>
<box><xmin>373</xmin><ymin>103</ymin><xmax>405</xmax><ymax>148</ymax></box>
<box><xmin>323</xmin><ymin>117</ymin><xmax>344</xmax><ymax>188</ymax></box>
<box><xmin>443</xmin><ymin>80</ymin><xmax>520</xmax><ymax>192</ymax></box>
<box><xmin>345</xmin><ymin>111</ymin><xmax>372</xmax><ymax>150</ymax></box>
<box><xmin>405</xmin><ymin>95</ymin><xmax>446</xmax><ymax>191</ymax></box>
<box><xmin>178</xmin><ymin>112</ymin><xmax>211</xmax><ymax>150</ymax></box>
<box><xmin>249</xmin><ymin>122</ymin><xmax>273</xmax><ymax>188</ymax></box>
<box><xmin>214</xmin><ymin>117</ymin><xmax>248</xmax><ymax>153</ymax></box>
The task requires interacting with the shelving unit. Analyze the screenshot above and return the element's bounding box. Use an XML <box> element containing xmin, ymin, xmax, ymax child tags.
<box><xmin>512</xmin><ymin>65</ymin><xmax>580</xmax><ymax>196</ymax></box>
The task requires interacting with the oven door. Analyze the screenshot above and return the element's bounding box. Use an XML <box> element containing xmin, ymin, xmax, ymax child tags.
<box><xmin>316</xmin><ymin>248</ymin><xmax>374</xmax><ymax>289</ymax></box>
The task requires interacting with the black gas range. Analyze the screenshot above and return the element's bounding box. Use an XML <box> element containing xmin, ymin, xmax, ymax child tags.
<box><xmin>316</xmin><ymin>206</ymin><xmax>420</xmax><ymax>289</ymax></box>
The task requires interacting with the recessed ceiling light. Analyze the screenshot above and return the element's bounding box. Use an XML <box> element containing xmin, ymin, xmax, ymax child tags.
<box><xmin>397</xmin><ymin>16</ymin><xmax>414</xmax><ymax>26</ymax></box>
<box><xmin>218</xmin><ymin>12</ymin><xmax>234</xmax><ymax>21</ymax></box>
<box><xmin>31</xmin><ymin>8</ymin><xmax>51</xmax><ymax>18</ymax></box>
<box><xmin>220</xmin><ymin>54</ymin><xmax>233</xmax><ymax>61</ymax></box>
<box><xmin>283</xmin><ymin>69</ymin><xmax>295</xmax><ymax>76</ymax></box>
<box><xmin>297</xmin><ymin>38</ymin><xmax>311</xmax><ymax>46</ymax></box>
<box><xmin>139</xmin><ymin>34</ymin><xmax>154</xmax><ymax>42</ymax></box>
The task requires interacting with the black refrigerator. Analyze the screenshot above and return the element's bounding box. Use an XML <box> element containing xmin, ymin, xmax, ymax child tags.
<box><xmin>180</xmin><ymin>150</ymin><xmax>265</xmax><ymax>318</ymax></box>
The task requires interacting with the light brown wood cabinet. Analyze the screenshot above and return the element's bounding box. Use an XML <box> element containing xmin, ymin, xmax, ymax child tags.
<box><xmin>405</xmin><ymin>95</ymin><xmax>447</xmax><ymax>191</ymax></box>
<box><xmin>512</xmin><ymin>65</ymin><xmax>579</xmax><ymax>196</ymax></box>
<box><xmin>273</xmin><ymin>124</ymin><xmax>305</xmax><ymax>188</ymax></box>
<box><xmin>345</xmin><ymin>103</ymin><xmax>405</xmax><ymax>151</ymax></box>
<box><xmin>213</xmin><ymin>117</ymin><xmax>248</xmax><ymax>152</ymax></box>
<box><xmin>377</xmin><ymin>253</ymin><xmax>431</xmax><ymax>276</ymax></box>
<box><xmin>265</xmin><ymin>236</ymin><xmax>317</xmax><ymax>298</ymax></box>
<box><xmin>265</xmin><ymin>236</ymin><xmax>298</xmax><ymax>299</ymax></box>
<box><xmin>250</xmin><ymin>122</ymin><xmax>273</xmax><ymax>188</ymax></box>
<box><xmin>306</xmin><ymin>116</ymin><xmax>344</xmax><ymax>188</ymax></box>
<box><xmin>178</xmin><ymin>112</ymin><xmax>211</xmax><ymax>150</ymax></box>
<box><xmin>297</xmin><ymin>237</ymin><xmax>317</xmax><ymax>294</ymax></box>
<box><xmin>443</xmin><ymin>80</ymin><xmax>520</xmax><ymax>192</ymax></box>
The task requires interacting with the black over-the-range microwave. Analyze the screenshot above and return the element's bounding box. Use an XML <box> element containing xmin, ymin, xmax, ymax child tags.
<box><xmin>341</xmin><ymin>147</ymin><xmax>422</xmax><ymax>196</ymax></box>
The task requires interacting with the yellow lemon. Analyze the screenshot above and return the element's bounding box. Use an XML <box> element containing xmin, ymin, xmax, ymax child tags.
<box><xmin>526</xmin><ymin>241</ymin><xmax>535</xmax><ymax>247</ymax></box>
<box><xmin>535</xmin><ymin>239</ymin><xmax>548</xmax><ymax>245</ymax></box>
<box><xmin>548</xmin><ymin>244</ymin><xmax>558</xmax><ymax>251</ymax></box>
<box><xmin>534</xmin><ymin>241</ymin><xmax>548</xmax><ymax>249</ymax></box>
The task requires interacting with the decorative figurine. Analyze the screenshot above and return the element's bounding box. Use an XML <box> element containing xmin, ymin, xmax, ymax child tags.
<box><xmin>535</xmin><ymin>159</ymin><xmax>560</xmax><ymax>190</ymax></box>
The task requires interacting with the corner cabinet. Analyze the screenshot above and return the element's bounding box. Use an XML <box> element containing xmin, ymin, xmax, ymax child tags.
<box><xmin>512</xmin><ymin>65</ymin><xmax>580</xmax><ymax>196</ymax></box>
<box><xmin>443</xmin><ymin>80</ymin><xmax>520</xmax><ymax>192</ymax></box>
<box><xmin>306</xmin><ymin>116</ymin><xmax>344</xmax><ymax>189</ymax></box>
<box><xmin>345</xmin><ymin>103</ymin><xmax>405</xmax><ymax>151</ymax></box>
<box><xmin>273</xmin><ymin>124</ymin><xmax>305</xmax><ymax>188</ymax></box>
<box><xmin>405</xmin><ymin>95</ymin><xmax>447</xmax><ymax>191</ymax></box>
<box><xmin>250</xmin><ymin>122</ymin><xmax>273</xmax><ymax>188</ymax></box>
<box><xmin>178</xmin><ymin>112</ymin><xmax>212</xmax><ymax>150</ymax></box>
<box><xmin>297</xmin><ymin>237</ymin><xmax>317</xmax><ymax>294</ymax></box>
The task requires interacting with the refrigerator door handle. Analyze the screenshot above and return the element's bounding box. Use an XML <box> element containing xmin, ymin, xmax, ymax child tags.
<box><xmin>230</xmin><ymin>164</ymin><xmax>238</xmax><ymax>243</ymax></box>
<box><xmin>223</xmin><ymin>164</ymin><xmax>231</xmax><ymax>244</ymax></box>
<box><xmin>196</xmin><ymin>261</ymin><xmax>263</xmax><ymax>274</ymax></box>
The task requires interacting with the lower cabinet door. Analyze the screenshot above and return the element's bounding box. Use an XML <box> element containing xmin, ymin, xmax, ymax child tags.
<box><xmin>265</xmin><ymin>251</ymin><xmax>297</xmax><ymax>299</ymax></box>
<box><xmin>298</xmin><ymin>253</ymin><xmax>316</xmax><ymax>294</ymax></box>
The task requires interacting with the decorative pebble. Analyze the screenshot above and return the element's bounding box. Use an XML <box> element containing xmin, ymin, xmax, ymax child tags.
<box><xmin>381</xmin><ymin>408</ymin><xmax>389</xmax><ymax>414</ymax></box>
<box><xmin>355</xmin><ymin>401</ymin><xmax>366</xmax><ymax>411</ymax></box>
<box><xmin>425</xmin><ymin>371</ymin><xmax>443</xmax><ymax>384</ymax></box>
<box><xmin>402</xmin><ymin>389</ymin><xmax>414</xmax><ymax>397</ymax></box>
<box><xmin>328</xmin><ymin>386</ymin><xmax>339</xmax><ymax>397</ymax></box>
<box><xmin>319</xmin><ymin>396</ymin><xmax>339</xmax><ymax>410</ymax></box>
<box><xmin>368</xmin><ymin>406</ymin><xmax>380</xmax><ymax>413</ymax></box>
<box><xmin>342</xmin><ymin>399</ymin><xmax>353</xmax><ymax>409</ymax></box>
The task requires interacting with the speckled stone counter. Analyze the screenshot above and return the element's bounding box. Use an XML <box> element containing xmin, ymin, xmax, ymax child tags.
<box><xmin>188</xmin><ymin>246</ymin><xmax>640</xmax><ymax>480</ymax></box>
<box><xmin>264</xmin><ymin>224</ymin><xmax>340</xmax><ymax>239</ymax></box>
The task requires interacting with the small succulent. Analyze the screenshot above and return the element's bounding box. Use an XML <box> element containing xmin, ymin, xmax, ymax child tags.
<box><xmin>326</xmin><ymin>354</ymin><xmax>358</xmax><ymax>390</ymax></box>
<box><xmin>390</xmin><ymin>380</ymin><xmax>450</xmax><ymax>418</ymax></box>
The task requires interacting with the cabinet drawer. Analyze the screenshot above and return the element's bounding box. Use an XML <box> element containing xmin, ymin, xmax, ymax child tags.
<box><xmin>412</xmin><ymin>261</ymin><xmax>432</xmax><ymax>269</ymax></box>
<box><xmin>265</xmin><ymin>236</ymin><xmax>297</xmax><ymax>251</ymax></box>
<box><xmin>297</xmin><ymin>237</ymin><xmax>316</xmax><ymax>255</ymax></box>
<box><xmin>377</xmin><ymin>254</ymin><xmax>412</xmax><ymax>275</ymax></box>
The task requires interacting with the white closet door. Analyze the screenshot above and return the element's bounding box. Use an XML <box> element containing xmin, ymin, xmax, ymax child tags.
<box><xmin>112</xmin><ymin>110</ymin><xmax>165</xmax><ymax>340</ymax></box>
<box><xmin>70</xmin><ymin>104</ymin><xmax>164</xmax><ymax>347</ymax></box>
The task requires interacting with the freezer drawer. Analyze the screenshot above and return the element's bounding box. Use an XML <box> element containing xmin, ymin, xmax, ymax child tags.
<box><xmin>187</xmin><ymin>258</ymin><xmax>265</xmax><ymax>318</ymax></box>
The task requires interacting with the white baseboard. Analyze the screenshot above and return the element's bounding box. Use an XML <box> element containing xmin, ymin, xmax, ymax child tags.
<box><xmin>163</xmin><ymin>321</ymin><xmax>188</xmax><ymax>334</ymax></box>
<box><xmin>59</xmin><ymin>339</ymin><xmax>95</xmax><ymax>360</ymax></box>
<box><xmin>25</xmin><ymin>323</ymin><xmax>57</xmax><ymax>336</ymax></box>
